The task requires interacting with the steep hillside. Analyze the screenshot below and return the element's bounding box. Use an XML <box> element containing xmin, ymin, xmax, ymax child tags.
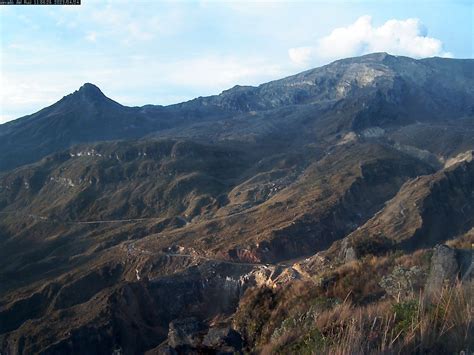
<box><xmin>339</xmin><ymin>151</ymin><xmax>474</xmax><ymax>257</ymax></box>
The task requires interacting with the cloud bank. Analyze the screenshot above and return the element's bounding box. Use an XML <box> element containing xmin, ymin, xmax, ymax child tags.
<box><xmin>289</xmin><ymin>16</ymin><xmax>452</xmax><ymax>66</ymax></box>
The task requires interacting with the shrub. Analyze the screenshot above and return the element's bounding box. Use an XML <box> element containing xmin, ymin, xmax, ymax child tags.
<box><xmin>273</xmin><ymin>328</ymin><xmax>327</xmax><ymax>355</ymax></box>
<box><xmin>392</xmin><ymin>300</ymin><xmax>419</xmax><ymax>336</ymax></box>
<box><xmin>351</xmin><ymin>235</ymin><xmax>393</xmax><ymax>257</ymax></box>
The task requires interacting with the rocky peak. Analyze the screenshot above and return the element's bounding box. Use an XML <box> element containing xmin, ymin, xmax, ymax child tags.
<box><xmin>78</xmin><ymin>82</ymin><xmax>103</xmax><ymax>94</ymax></box>
<box><xmin>67</xmin><ymin>83</ymin><xmax>115</xmax><ymax>106</ymax></box>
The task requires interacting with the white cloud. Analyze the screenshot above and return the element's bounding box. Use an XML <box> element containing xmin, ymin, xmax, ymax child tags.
<box><xmin>83</xmin><ymin>4</ymin><xmax>185</xmax><ymax>44</ymax></box>
<box><xmin>85</xmin><ymin>32</ymin><xmax>97</xmax><ymax>42</ymax></box>
<box><xmin>0</xmin><ymin>72</ymin><xmax>73</xmax><ymax>122</ymax></box>
<box><xmin>289</xmin><ymin>16</ymin><xmax>452</xmax><ymax>66</ymax></box>
<box><xmin>164</xmin><ymin>56</ymin><xmax>283</xmax><ymax>89</ymax></box>
<box><xmin>288</xmin><ymin>47</ymin><xmax>313</xmax><ymax>66</ymax></box>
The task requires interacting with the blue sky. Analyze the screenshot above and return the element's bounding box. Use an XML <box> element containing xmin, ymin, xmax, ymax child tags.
<box><xmin>0</xmin><ymin>0</ymin><xmax>472</xmax><ymax>123</ymax></box>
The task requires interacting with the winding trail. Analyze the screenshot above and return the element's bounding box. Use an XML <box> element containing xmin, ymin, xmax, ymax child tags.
<box><xmin>0</xmin><ymin>211</ymin><xmax>164</xmax><ymax>225</ymax></box>
<box><xmin>1</xmin><ymin>211</ymin><xmax>296</xmax><ymax>268</ymax></box>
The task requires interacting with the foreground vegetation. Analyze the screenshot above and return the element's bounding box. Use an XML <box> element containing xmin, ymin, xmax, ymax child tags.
<box><xmin>233</xmin><ymin>249</ymin><xmax>473</xmax><ymax>354</ymax></box>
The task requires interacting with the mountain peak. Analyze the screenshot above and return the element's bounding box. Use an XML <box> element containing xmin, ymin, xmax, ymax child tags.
<box><xmin>361</xmin><ymin>52</ymin><xmax>391</xmax><ymax>60</ymax></box>
<box><xmin>333</xmin><ymin>52</ymin><xmax>395</xmax><ymax>66</ymax></box>
<box><xmin>64</xmin><ymin>83</ymin><xmax>122</xmax><ymax>107</ymax></box>
<box><xmin>77</xmin><ymin>83</ymin><xmax>105</xmax><ymax>97</ymax></box>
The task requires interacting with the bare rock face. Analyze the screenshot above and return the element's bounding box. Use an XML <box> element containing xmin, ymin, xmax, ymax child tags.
<box><xmin>425</xmin><ymin>245</ymin><xmax>471</xmax><ymax>298</ymax></box>
<box><xmin>165</xmin><ymin>319</ymin><xmax>243</xmax><ymax>354</ymax></box>
<box><xmin>341</xmin><ymin>238</ymin><xmax>357</xmax><ymax>262</ymax></box>
<box><xmin>202</xmin><ymin>326</ymin><xmax>243</xmax><ymax>352</ymax></box>
<box><xmin>168</xmin><ymin>317</ymin><xmax>206</xmax><ymax>349</ymax></box>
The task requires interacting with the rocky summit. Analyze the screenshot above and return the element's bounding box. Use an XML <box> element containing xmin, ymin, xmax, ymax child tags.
<box><xmin>0</xmin><ymin>53</ymin><xmax>473</xmax><ymax>354</ymax></box>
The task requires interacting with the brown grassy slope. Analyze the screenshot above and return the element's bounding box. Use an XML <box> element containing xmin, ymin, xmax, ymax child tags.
<box><xmin>343</xmin><ymin>152</ymin><xmax>474</xmax><ymax>256</ymax></box>
<box><xmin>233</xmin><ymin>247</ymin><xmax>473</xmax><ymax>354</ymax></box>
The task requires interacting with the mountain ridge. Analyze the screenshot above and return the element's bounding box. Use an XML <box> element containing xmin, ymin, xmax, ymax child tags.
<box><xmin>1</xmin><ymin>53</ymin><xmax>473</xmax><ymax>172</ymax></box>
<box><xmin>3</xmin><ymin>52</ymin><xmax>473</xmax><ymax>124</ymax></box>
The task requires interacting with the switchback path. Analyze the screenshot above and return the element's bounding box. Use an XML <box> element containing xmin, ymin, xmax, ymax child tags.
<box><xmin>0</xmin><ymin>211</ymin><xmax>162</xmax><ymax>224</ymax></box>
<box><xmin>2</xmin><ymin>211</ymin><xmax>297</xmax><ymax>268</ymax></box>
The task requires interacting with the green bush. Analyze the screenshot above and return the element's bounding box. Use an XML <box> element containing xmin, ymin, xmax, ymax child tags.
<box><xmin>275</xmin><ymin>328</ymin><xmax>327</xmax><ymax>355</ymax></box>
<box><xmin>392</xmin><ymin>300</ymin><xmax>419</xmax><ymax>335</ymax></box>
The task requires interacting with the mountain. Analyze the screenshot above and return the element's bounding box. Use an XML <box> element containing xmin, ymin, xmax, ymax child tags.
<box><xmin>0</xmin><ymin>53</ymin><xmax>473</xmax><ymax>354</ymax></box>
<box><xmin>0</xmin><ymin>84</ymin><xmax>164</xmax><ymax>171</ymax></box>
<box><xmin>1</xmin><ymin>53</ymin><xmax>473</xmax><ymax>172</ymax></box>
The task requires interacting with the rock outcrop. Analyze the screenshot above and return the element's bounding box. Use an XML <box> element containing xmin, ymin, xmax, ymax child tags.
<box><xmin>425</xmin><ymin>244</ymin><xmax>472</xmax><ymax>298</ymax></box>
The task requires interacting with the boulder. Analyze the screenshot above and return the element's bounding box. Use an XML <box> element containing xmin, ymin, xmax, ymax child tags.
<box><xmin>167</xmin><ymin>317</ymin><xmax>206</xmax><ymax>349</ymax></box>
<box><xmin>340</xmin><ymin>238</ymin><xmax>357</xmax><ymax>262</ymax></box>
<box><xmin>425</xmin><ymin>245</ymin><xmax>472</xmax><ymax>298</ymax></box>
<box><xmin>202</xmin><ymin>326</ymin><xmax>243</xmax><ymax>352</ymax></box>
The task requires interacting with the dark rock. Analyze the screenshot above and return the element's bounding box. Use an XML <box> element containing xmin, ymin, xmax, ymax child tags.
<box><xmin>168</xmin><ymin>317</ymin><xmax>206</xmax><ymax>349</ymax></box>
<box><xmin>166</xmin><ymin>320</ymin><xmax>243</xmax><ymax>353</ymax></box>
<box><xmin>457</xmin><ymin>248</ymin><xmax>473</xmax><ymax>281</ymax></box>
<box><xmin>202</xmin><ymin>326</ymin><xmax>243</xmax><ymax>352</ymax></box>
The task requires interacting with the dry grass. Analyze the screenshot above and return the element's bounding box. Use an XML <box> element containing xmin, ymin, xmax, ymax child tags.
<box><xmin>446</xmin><ymin>230</ymin><xmax>474</xmax><ymax>250</ymax></box>
<box><xmin>236</xmin><ymin>247</ymin><xmax>471</xmax><ymax>354</ymax></box>
<box><xmin>322</xmin><ymin>256</ymin><xmax>391</xmax><ymax>303</ymax></box>
<box><xmin>395</xmin><ymin>249</ymin><xmax>431</xmax><ymax>269</ymax></box>
<box><xmin>266</xmin><ymin>282</ymin><xmax>472</xmax><ymax>354</ymax></box>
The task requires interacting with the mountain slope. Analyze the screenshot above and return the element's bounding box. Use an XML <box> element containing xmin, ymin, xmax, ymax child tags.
<box><xmin>1</xmin><ymin>53</ymin><xmax>474</xmax><ymax>354</ymax></box>
<box><xmin>1</xmin><ymin>53</ymin><xmax>473</xmax><ymax>172</ymax></box>
<box><xmin>340</xmin><ymin>151</ymin><xmax>474</xmax><ymax>257</ymax></box>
